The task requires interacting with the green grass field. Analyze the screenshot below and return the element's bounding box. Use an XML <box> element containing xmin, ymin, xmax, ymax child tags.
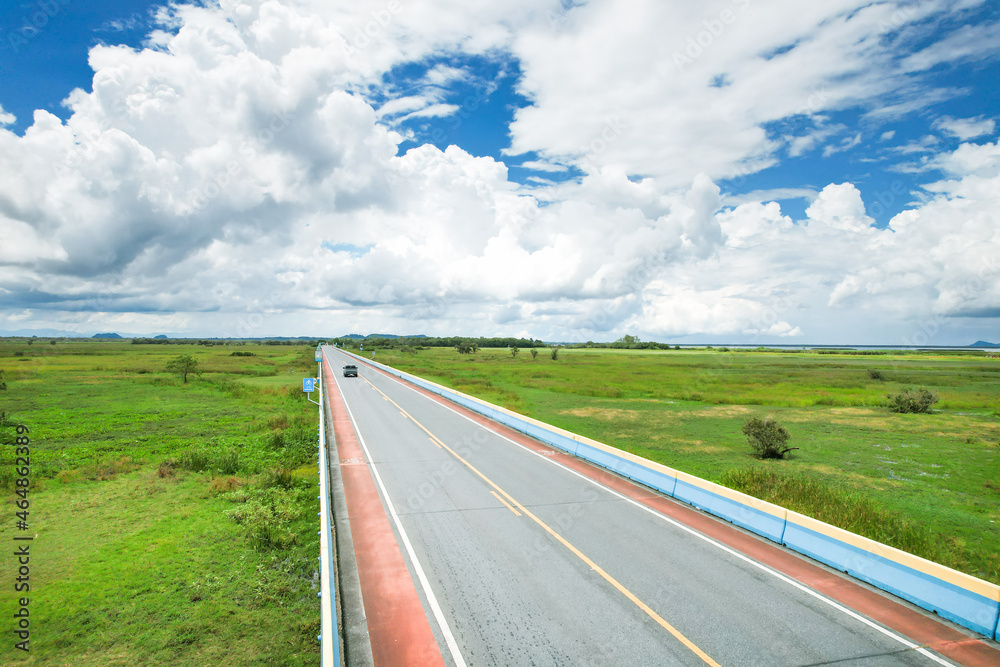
<box><xmin>2</xmin><ymin>339</ymin><xmax>997</xmax><ymax>664</ymax></box>
<box><xmin>366</xmin><ymin>345</ymin><xmax>1000</xmax><ymax>584</ymax></box>
<box><xmin>0</xmin><ymin>340</ymin><xmax>322</xmax><ymax>665</ymax></box>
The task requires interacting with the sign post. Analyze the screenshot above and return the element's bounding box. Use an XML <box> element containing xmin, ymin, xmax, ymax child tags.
<box><xmin>304</xmin><ymin>377</ymin><xmax>319</xmax><ymax>405</ymax></box>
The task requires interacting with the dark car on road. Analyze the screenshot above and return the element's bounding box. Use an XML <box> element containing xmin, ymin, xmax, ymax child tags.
<box><xmin>342</xmin><ymin>364</ymin><xmax>358</xmax><ymax>377</ymax></box>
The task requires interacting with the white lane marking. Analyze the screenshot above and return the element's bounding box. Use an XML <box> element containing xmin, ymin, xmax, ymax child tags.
<box><xmin>366</xmin><ymin>361</ymin><xmax>956</xmax><ymax>667</ymax></box>
<box><xmin>330</xmin><ymin>355</ymin><xmax>468</xmax><ymax>667</ymax></box>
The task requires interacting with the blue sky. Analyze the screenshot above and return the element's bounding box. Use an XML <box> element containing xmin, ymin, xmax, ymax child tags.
<box><xmin>1</xmin><ymin>1</ymin><xmax>999</xmax><ymax>343</ymax></box>
<box><xmin>0</xmin><ymin>1</ymin><xmax>163</xmax><ymax>128</ymax></box>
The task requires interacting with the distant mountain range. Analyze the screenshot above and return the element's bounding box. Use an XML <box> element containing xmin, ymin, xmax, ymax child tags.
<box><xmin>970</xmin><ymin>340</ymin><xmax>999</xmax><ymax>347</ymax></box>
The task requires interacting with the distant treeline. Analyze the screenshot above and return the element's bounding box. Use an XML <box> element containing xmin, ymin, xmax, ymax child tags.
<box><xmin>330</xmin><ymin>336</ymin><xmax>546</xmax><ymax>350</ymax></box>
<box><xmin>568</xmin><ymin>335</ymin><xmax>677</xmax><ymax>350</ymax></box>
<box><xmin>131</xmin><ymin>338</ymin><xmax>326</xmax><ymax>346</ymax></box>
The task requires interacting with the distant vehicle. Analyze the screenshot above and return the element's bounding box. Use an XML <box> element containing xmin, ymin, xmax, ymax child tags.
<box><xmin>342</xmin><ymin>365</ymin><xmax>358</xmax><ymax>377</ymax></box>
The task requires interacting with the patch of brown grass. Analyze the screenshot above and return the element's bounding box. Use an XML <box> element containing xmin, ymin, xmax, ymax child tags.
<box><xmin>561</xmin><ymin>407</ymin><xmax>642</xmax><ymax>420</ymax></box>
<box><xmin>208</xmin><ymin>476</ymin><xmax>246</xmax><ymax>496</ymax></box>
<box><xmin>676</xmin><ymin>405</ymin><xmax>753</xmax><ymax>418</ymax></box>
<box><xmin>87</xmin><ymin>456</ymin><xmax>140</xmax><ymax>481</ymax></box>
<box><xmin>156</xmin><ymin>459</ymin><xmax>178</xmax><ymax>478</ymax></box>
<box><xmin>266</xmin><ymin>414</ymin><xmax>290</xmax><ymax>430</ymax></box>
<box><xmin>56</xmin><ymin>469</ymin><xmax>83</xmax><ymax>484</ymax></box>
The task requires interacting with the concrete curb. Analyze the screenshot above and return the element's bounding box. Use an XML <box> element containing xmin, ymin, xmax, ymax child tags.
<box><xmin>322</xmin><ymin>349</ymin><xmax>375</xmax><ymax>667</ymax></box>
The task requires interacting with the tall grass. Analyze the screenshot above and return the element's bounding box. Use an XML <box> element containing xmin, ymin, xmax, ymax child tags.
<box><xmin>719</xmin><ymin>467</ymin><xmax>948</xmax><ymax>565</ymax></box>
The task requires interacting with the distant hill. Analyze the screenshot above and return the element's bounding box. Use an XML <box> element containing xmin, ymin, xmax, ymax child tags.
<box><xmin>154</xmin><ymin>335</ymin><xmax>168</xmax><ymax>339</ymax></box>
<box><xmin>92</xmin><ymin>333</ymin><xmax>123</xmax><ymax>339</ymax></box>
<box><xmin>970</xmin><ymin>341</ymin><xmax>999</xmax><ymax>348</ymax></box>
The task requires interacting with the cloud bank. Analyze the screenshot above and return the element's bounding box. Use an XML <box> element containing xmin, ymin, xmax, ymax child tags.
<box><xmin>0</xmin><ymin>0</ymin><xmax>997</xmax><ymax>343</ymax></box>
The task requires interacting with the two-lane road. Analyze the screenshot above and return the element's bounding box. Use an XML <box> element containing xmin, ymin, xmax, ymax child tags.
<box><xmin>323</xmin><ymin>347</ymin><xmax>998</xmax><ymax>666</ymax></box>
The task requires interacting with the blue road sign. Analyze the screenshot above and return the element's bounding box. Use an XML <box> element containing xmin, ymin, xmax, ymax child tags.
<box><xmin>303</xmin><ymin>378</ymin><xmax>316</xmax><ymax>393</ymax></box>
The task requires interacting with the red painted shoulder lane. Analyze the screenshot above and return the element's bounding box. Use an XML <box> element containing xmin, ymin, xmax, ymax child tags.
<box><xmin>323</xmin><ymin>357</ymin><xmax>445</xmax><ymax>667</ymax></box>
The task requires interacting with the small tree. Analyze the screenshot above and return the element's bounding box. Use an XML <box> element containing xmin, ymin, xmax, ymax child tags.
<box><xmin>510</xmin><ymin>346</ymin><xmax>519</xmax><ymax>358</ymax></box>
<box><xmin>742</xmin><ymin>415</ymin><xmax>798</xmax><ymax>459</ymax></box>
<box><xmin>867</xmin><ymin>369</ymin><xmax>885</xmax><ymax>381</ymax></box>
<box><xmin>455</xmin><ymin>340</ymin><xmax>479</xmax><ymax>354</ymax></box>
<box><xmin>887</xmin><ymin>387</ymin><xmax>938</xmax><ymax>414</ymax></box>
<box><xmin>166</xmin><ymin>355</ymin><xmax>200</xmax><ymax>384</ymax></box>
<box><xmin>530</xmin><ymin>348</ymin><xmax>538</xmax><ymax>360</ymax></box>
<box><xmin>551</xmin><ymin>346</ymin><xmax>561</xmax><ymax>360</ymax></box>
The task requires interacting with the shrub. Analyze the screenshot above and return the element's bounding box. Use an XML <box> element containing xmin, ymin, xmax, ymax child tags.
<box><xmin>741</xmin><ymin>415</ymin><xmax>798</xmax><ymax>459</ymax></box>
<box><xmin>222</xmin><ymin>486</ymin><xmax>300</xmax><ymax>550</ymax></box>
<box><xmin>887</xmin><ymin>387</ymin><xmax>938</xmax><ymax>414</ymax></box>
<box><xmin>178</xmin><ymin>447</ymin><xmax>242</xmax><ymax>474</ymax></box>
<box><xmin>867</xmin><ymin>369</ymin><xmax>886</xmax><ymax>381</ymax></box>
<box><xmin>259</xmin><ymin>467</ymin><xmax>295</xmax><ymax>490</ymax></box>
<box><xmin>551</xmin><ymin>346</ymin><xmax>561</xmax><ymax>360</ymax></box>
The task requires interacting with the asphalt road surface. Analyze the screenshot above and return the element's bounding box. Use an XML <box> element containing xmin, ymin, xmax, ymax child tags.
<box><xmin>323</xmin><ymin>347</ymin><xmax>998</xmax><ymax>667</ymax></box>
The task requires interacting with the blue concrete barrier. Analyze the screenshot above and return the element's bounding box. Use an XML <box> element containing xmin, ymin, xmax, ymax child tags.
<box><xmin>673</xmin><ymin>472</ymin><xmax>787</xmax><ymax>543</ymax></box>
<box><xmin>349</xmin><ymin>352</ymin><xmax>1000</xmax><ymax>641</ymax></box>
<box><xmin>783</xmin><ymin>512</ymin><xmax>1000</xmax><ymax>639</ymax></box>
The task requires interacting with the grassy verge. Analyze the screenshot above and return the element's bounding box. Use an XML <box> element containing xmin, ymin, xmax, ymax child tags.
<box><xmin>0</xmin><ymin>340</ymin><xmax>321</xmax><ymax>665</ymax></box>
<box><xmin>362</xmin><ymin>345</ymin><xmax>1000</xmax><ymax>583</ymax></box>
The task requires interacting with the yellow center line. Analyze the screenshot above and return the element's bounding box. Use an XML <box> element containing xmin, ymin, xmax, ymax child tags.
<box><xmin>490</xmin><ymin>490</ymin><xmax>522</xmax><ymax>517</ymax></box>
<box><xmin>360</xmin><ymin>375</ymin><xmax>720</xmax><ymax>667</ymax></box>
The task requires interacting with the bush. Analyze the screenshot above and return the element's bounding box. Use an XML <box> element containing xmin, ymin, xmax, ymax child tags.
<box><xmin>178</xmin><ymin>447</ymin><xmax>242</xmax><ymax>474</ymax></box>
<box><xmin>867</xmin><ymin>369</ymin><xmax>886</xmax><ymax>381</ymax></box>
<box><xmin>222</xmin><ymin>486</ymin><xmax>301</xmax><ymax>550</ymax></box>
<box><xmin>741</xmin><ymin>415</ymin><xmax>798</xmax><ymax>459</ymax></box>
<box><xmin>887</xmin><ymin>387</ymin><xmax>938</xmax><ymax>413</ymax></box>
